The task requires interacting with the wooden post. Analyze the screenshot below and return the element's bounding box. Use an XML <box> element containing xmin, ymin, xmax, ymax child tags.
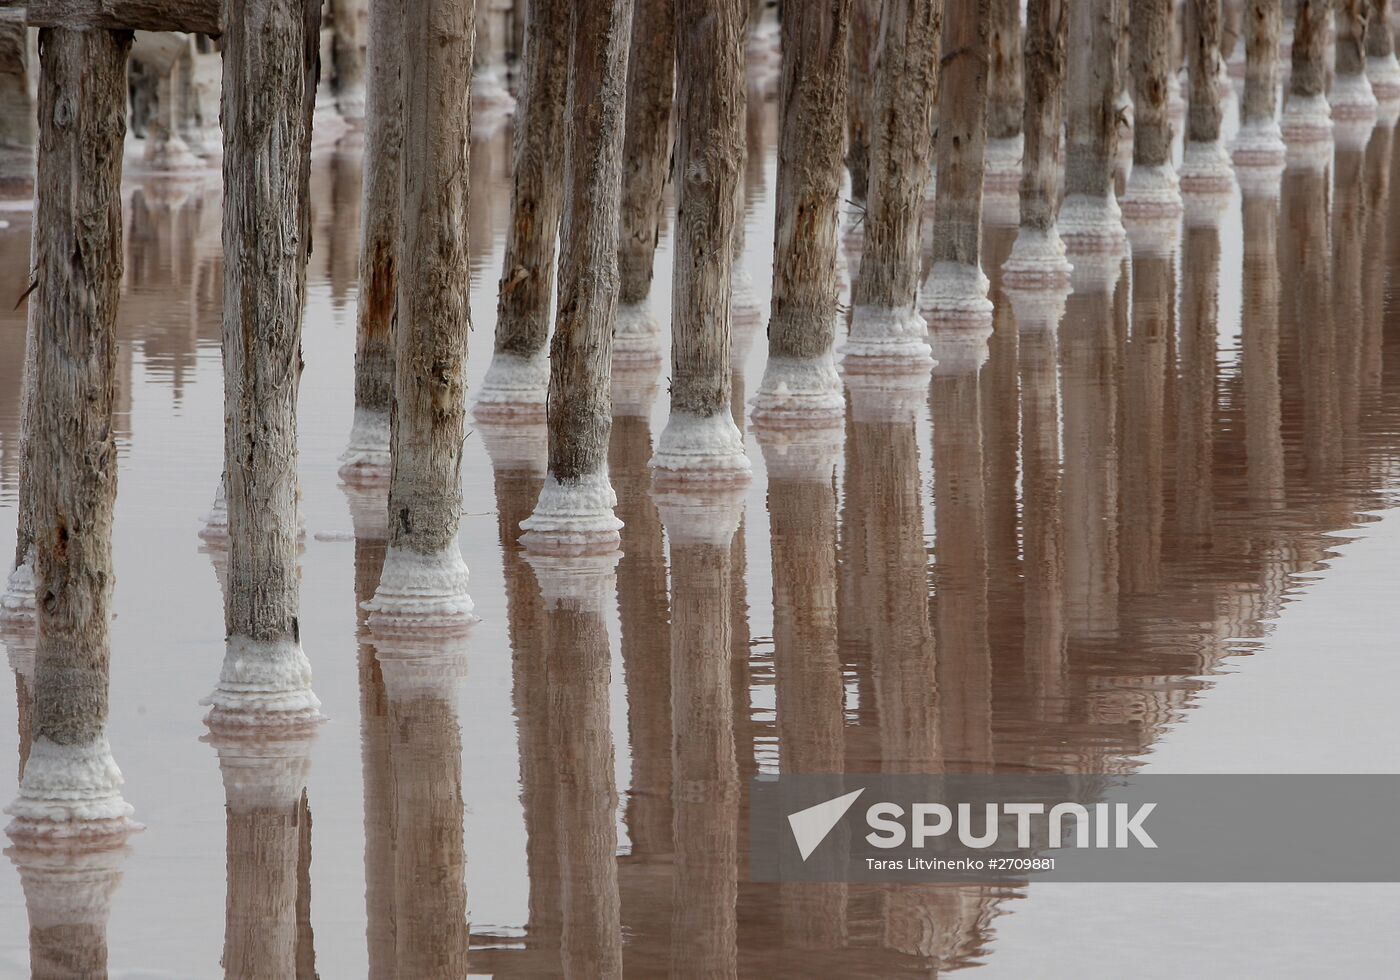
<box><xmin>340</xmin><ymin>0</ymin><xmax>404</xmax><ymax>479</ymax></box>
<box><xmin>1281</xmin><ymin>0</ymin><xmax>1334</xmax><ymax>141</ymax></box>
<box><xmin>1332</xmin><ymin>0</ymin><xmax>1378</xmax><ymax>118</ymax></box>
<box><xmin>135</xmin><ymin>34</ymin><xmax>202</xmax><ymax>171</ymax></box>
<box><xmin>0</xmin><ymin>18</ymin><xmax>35</xmax><ymax>198</ymax></box>
<box><xmin>650</xmin><ymin>0</ymin><xmax>751</xmax><ymax>481</ymax></box>
<box><xmin>613</xmin><ymin>0</ymin><xmax>674</xmax><ymax>360</ymax></box>
<box><xmin>846</xmin><ymin>0</ymin><xmax>881</xmax><ymax>206</ymax></box>
<box><xmin>1059</xmin><ymin>0</ymin><xmax>1125</xmax><ymax>253</ymax></box>
<box><xmin>519</xmin><ymin>0</ymin><xmax>635</xmax><ymax>554</ymax></box>
<box><xmin>331</xmin><ymin>0</ymin><xmax>367</xmax><ymax>121</ymax></box>
<box><xmin>476</xmin><ymin>0</ymin><xmax>569</xmax><ymax>417</ymax></box>
<box><xmin>923</xmin><ymin>0</ymin><xmax>994</xmax><ymax>318</ymax></box>
<box><xmin>653</xmin><ymin>489</ymin><xmax>742</xmax><ymax>978</ymax></box>
<box><xmin>750</xmin><ymin>0</ymin><xmax>850</xmax><ymax>426</ymax></box>
<box><xmin>363</xmin><ymin>0</ymin><xmax>477</xmax><ymax>627</ymax></box>
<box><xmin>6</xmin><ymin>26</ymin><xmax>138</xmax><ymax>838</ymax></box>
<box><xmin>472</xmin><ymin>0</ymin><xmax>517</xmax><ymax>132</ymax></box>
<box><xmin>1232</xmin><ymin>0</ymin><xmax>1287</xmax><ymax>165</ymax></box>
<box><xmin>843</xmin><ymin>0</ymin><xmax>938</xmax><ymax>365</ymax></box>
<box><xmin>1</xmin><ymin>297</ymin><xmax>37</xmax><ymax>626</ymax></box>
<box><xmin>985</xmin><ymin>0</ymin><xmax>1025</xmax><ymax>188</ymax></box>
<box><xmin>205</xmin><ymin>0</ymin><xmax>324</xmax><ymax>722</ymax></box>
<box><xmin>1366</xmin><ymin>0</ymin><xmax>1400</xmax><ymax>98</ymax></box>
<box><xmin>1003</xmin><ymin>0</ymin><xmax>1072</xmax><ymax>286</ymax></box>
<box><xmin>1123</xmin><ymin>0</ymin><xmax>1184</xmax><ymax>215</ymax></box>
<box><xmin>1180</xmin><ymin>0</ymin><xmax>1236</xmax><ymax>189</ymax></box>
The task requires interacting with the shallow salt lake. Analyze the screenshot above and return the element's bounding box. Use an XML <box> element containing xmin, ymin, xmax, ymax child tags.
<box><xmin>1</xmin><ymin>103</ymin><xmax>1399</xmax><ymax>978</ymax></box>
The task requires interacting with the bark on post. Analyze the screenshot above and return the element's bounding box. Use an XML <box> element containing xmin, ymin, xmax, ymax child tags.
<box><xmin>650</xmin><ymin>0</ymin><xmax>751</xmax><ymax>482</ymax></box>
<box><xmin>205</xmin><ymin>0</ymin><xmax>325</xmax><ymax>723</ymax></box>
<box><xmin>0</xmin><ymin>19</ymin><xmax>35</xmax><ymax>199</ymax></box>
<box><xmin>1123</xmin><ymin>0</ymin><xmax>1184</xmax><ymax>216</ymax></box>
<box><xmin>843</xmin><ymin>0</ymin><xmax>939</xmax><ymax>366</ymax></box>
<box><xmin>1059</xmin><ymin>0</ymin><xmax>1126</xmax><ymax>253</ymax></box>
<box><xmin>331</xmin><ymin>0</ymin><xmax>367</xmax><ymax>121</ymax></box>
<box><xmin>922</xmin><ymin>0</ymin><xmax>995</xmax><ymax>318</ymax></box>
<box><xmin>1179</xmin><ymin>0</ymin><xmax>1236</xmax><ymax>189</ymax></box>
<box><xmin>1366</xmin><ymin>0</ymin><xmax>1400</xmax><ymax>99</ymax></box>
<box><xmin>1232</xmin><ymin>0</ymin><xmax>1287</xmax><ymax>165</ymax></box>
<box><xmin>984</xmin><ymin>0</ymin><xmax>1025</xmax><ymax>188</ymax></box>
<box><xmin>340</xmin><ymin>0</ymin><xmax>405</xmax><ymax>479</ymax></box>
<box><xmin>1281</xmin><ymin>0</ymin><xmax>1335</xmax><ymax>141</ymax></box>
<box><xmin>1003</xmin><ymin>0</ymin><xmax>1073</xmax><ymax>286</ymax></box>
<box><xmin>1332</xmin><ymin>1</ymin><xmax>1378</xmax><ymax>119</ymax></box>
<box><xmin>476</xmin><ymin>0</ymin><xmax>569</xmax><ymax>417</ymax></box>
<box><xmin>5</xmin><ymin>27</ymin><xmax>138</xmax><ymax>838</ymax></box>
<box><xmin>750</xmin><ymin>0</ymin><xmax>850</xmax><ymax>426</ymax></box>
<box><xmin>652</xmin><ymin>489</ymin><xmax>742</xmax><ymax>978</ymax></box>
<box><xmin>363</xmin><ymin>0</ymin><xmax>479</xmax><ymax>627</ymax></box>
<box><xmin>613</xmin><ymin>0</ymin><xmax>674</xmax><ymax>360</ymax></box>
<box><xmin>847</xmin><ymin>0</ymin><xmax>881</xmax><ymax>206</ymax></box>
<box><xmin>519</xmin><ymin>0</ymin><xmax>635</xmax><ymax>554</ymax></box>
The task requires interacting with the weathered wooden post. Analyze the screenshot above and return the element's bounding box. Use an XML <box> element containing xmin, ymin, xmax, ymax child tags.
<box><xmin>331</xmin><ymin>0</ymin><xmax>367</xmax><ymax>121</ymax></box>
<box><xmin>1281</xmin><ymin>0</ymin><xmax>1334</xmax><ymax>141</ymax></box>
<box><xmin>0</xmin><ymin>16</ymin><xmax>35</xmax><ymax>198</ymax></box>
<box><xmin>476</xmin><ymin>0</ymin><xmax>569</xmax><ymax>417</ymax></box>
<box><xmin>205</xmin><ymin>0</ymin><xmax>325</xmax><ymax>721</ymax></box>
<box><xmin>0</xmin><ymin>302</ymin><xmax>36</xmax><ymax>626</ymax></box>
<box><xmin>1004</xmin><ymin>0</ymin><xmax>1072</xmax><ymax>286</ymax></box>
<box><xmin>1180</xmin><ymin>1</ymin><xmax>1234</xmax><ymax>194</ymax></box>
<box><xmin>133</xmin><ymin>33</ymin><xmax>203</xmax><ymax>171</ymax></box>
<box><xmin>842</xmin><ymin>0</ymin><xmax>938</xmax><ymax>367</ymax></box>
<box><xmin>613</xmin><ymin>0</ymin><xmax>674</xmax><ymax>361</ymax></box>
<box><xmin>985</xmin><ymin>0</ymin><xmax>1025</xmax><ymax>189</ymax></box>
<box><xmin>1232</xmin><ymin>0</ymin><xmax>1287</xmax><ymax>165</ymax></box>
<box><xmin>1366</xmin><ymin>0</ymin><xmax>1400</xmax><ymax>99</ymax></box>
<box><xmin>377</xmin><ymin>632</ymin><xmax>471</xmax><ymax>978</ymax></box>
<box><xmin>922</xmin><ymin>0</ymin><xmax>995</xmax><ymax>319</ymax></box>
<box><xmin>1059</xmin><ymin>0</ymin><xmax>1126</xmax><ymax>253</ymax></box>
<box><xmin>363</xmin><ymin>0</ymin><xmax>478</xmax><ymax>627</ymax></box>
<box><xmin>750</xmin><ymin>0</ymin><xmax>850</xmax><ymax>426</ymax></box>
<box><xmin>650</xmin><ymin>0</ymin><xmax>751</xmax><ymax>482</ymax></box>
<box><xmin>653</xmin><ymin>487</ymin><xmax>742</xmax><ymax>977</ymax></box>
<box><xmin>1331</xmin><ymin>0</ymin><xmax>1378</xmax><ymax>120</ymax></box>
<box><xmin>340</xmin><ymin>0</ymin><xmax>405</xmax><ymax>479</ymax></box>
<box><xmin>847</xmin><ymin>0</ymin><xmax>881</xmax><ymax>206</ymax></box>
<box><xmin>1123</xmin><ymin>0</ymin><xmax>1185</xmax><ymax>216</ymax></box>
<box><xmin>520</xmin><ymin>0</ymin><xmax>636</xmax><ymax>553</ymax></box>
<box><xmin>5</xmin><ymin>26</ymin><xmax>138</xmax><ymax>839</ymax></box>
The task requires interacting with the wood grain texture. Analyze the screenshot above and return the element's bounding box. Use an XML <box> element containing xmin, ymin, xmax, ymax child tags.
<box><xmin>1019</xmin><ymin>0</ymin><xmax>1067</xmax><ymax>230</ymax></box>
<box><xmin>23</xmin><ymin>0</ymin><xmax>219</xmax><ymax>35</ymax></box>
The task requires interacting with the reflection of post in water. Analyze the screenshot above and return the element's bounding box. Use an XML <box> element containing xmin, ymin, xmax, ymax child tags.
<box><xmin>207</xmin><ymin>728</ymin><xmax>318</xmax><ymax>980</ymax></box>
<box><xmin>759</xmin><ymin>425</ymin><xmax>848</xmax><ymax>947</ymax></box>
<box><xmin>1120</xmin><ymin>226</ymin><xmax>1177</xmax><ymax>595</ymax></box>
<box><xmin>1240</xmin><ymin>174</ymin><xmax>1287</xmax><ymax>510</ymax></box>
<box><xmin>654</xmin><ymin>488</ymin><xmax>743</xmax><ymax>978</ymax></box>
<box><xmin>1282</xmin><ymin>154</ymin><xmax>1341</xmax><ymax>480</ymax></box>
<box><xmin>982</xmin><ymin>225</ymin><xmax>1022</xmax><ymax>596</ymax></box>
<box><xmin>928</xmin><ymin>325</ymin><xmax>994</xmax><ymax>770</ymax></box>
<box><xmin>377</xmin><ymin>630</ymin><xmax>471</xmax><ymax>979</ymax></box>
<box><xmin>481</xmin><ymin>419</ymin><xmax>561</xmax><ymax>963</ymax></box>
<box><xmin>1361</xmin><ymin>121</ymin><xmax>1394</xmax><ymax>401</ymax></box>
<box><xmin>525</xmin><ymin>551</ymin><xmax>623</xmax><ymax>979</ymax></box>
<box><xmin>1008</xmin><ymin>288</ymin><xmax>1070</xmax><ymax>717</ymax></box>
<box><xmin>1332</xmin><ymin>133</ymin><xmax>1369</xmax><ymax>462</ymax></box>
<box><xmin>346</xmin><ymin>479</ymin><xmax>398</xmax><ymax>979</ymax></box>
<box><xmin>1060</xmin><ymin>255</ymin><xmax>1123</xmax><ymax>635</ymax></box>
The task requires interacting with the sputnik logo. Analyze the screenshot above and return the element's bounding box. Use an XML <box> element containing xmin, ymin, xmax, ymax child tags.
<box><xmin>787</xmin><ymin>788</ymin><xmax>864</xmax><ymax>860</ymax></box>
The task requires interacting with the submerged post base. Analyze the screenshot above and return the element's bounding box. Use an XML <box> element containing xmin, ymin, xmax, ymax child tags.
<box><xmin>363</xmin><ymin>545</ymin><xmax>478</xmax><ymax>632</ymax></box>
<box><xmin>1329</xmin><ymin>72</ymin><xmax>1379</xmax><ymax>121</ymax></box>
<box><xmin>1002</xmin><ymin>226</ymin><xmax>1074</xmax><ymax>289</ymax></box>
<box><xmin>1232</xmin><ymin>119</ymin><xmax>1288</xmax><ymax>167</ymax></box>
<box><xmin>0</xmin><ymin>552</ymin><xmax>35</xmax><ymax>627</ymax></box>
<box><xmin>202</xmin><ymin>637</ymin><xmax>324</xmax><ymax>728</ymax></box>
<box><xmin>840</xmin><ymin>306</ymin><xmax>935</xmax><ymax>368</ymax></box>
<box><xmin>338</xmin><ymin>406</ymin><xmax>392</xmax><ymax>482</ymax></box>
<box><xmin>613</xmin><ymin>302</ymin><xmax>664</xmax><ymax>363</ymax></box>
<box><xmin>5</xmin><ymin>738</ymin><xmax>139</xmax><ymax>841</ymax></box>
<box><xmin>920</xmin><ymin>261</ymin><xmax>993</xmax><ymax>320</ymax></box>
<box><xmin>1368</xmin><ymin>54</ymin><xmax>1400</xmax><ymax>101</ymax></box>
<box><xmin>1121</xmin><ymin>163</ymin><xmax>1183</xmax><ymax>218</ymax></box>
<box><xmin>1057</xmin><ymin>194</ymin><xmax>1127</xmax><ymax>255</ymax></box>
<box><xmin>750</xmin><ymin>354</ymin><xmax>845</xmax><ymax>428</ymax></box>
<box><xmin>1281</xmin><ymin>93</ymin><xmax>1334</xmax><ymax>143</ymax></box>
<box><xmin>650</xmin><ymin>411</ymin><xmax>753</xmax><ymax>487</ymax></box>
<box><xmin>474</xmin><ymin>351</ymin><xmax>549</xmax><ymax>422</ymax></box>
<box><xmin>519</xmin><ymin>473</ymin><xmax>625</xmax><ymax>555</ymax></box>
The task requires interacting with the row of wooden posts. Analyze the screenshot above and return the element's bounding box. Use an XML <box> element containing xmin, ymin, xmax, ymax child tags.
<box><xmin>0</xmin><ymin>0</ymin><xmax>1391</xmax><ymax>839</ymax></box>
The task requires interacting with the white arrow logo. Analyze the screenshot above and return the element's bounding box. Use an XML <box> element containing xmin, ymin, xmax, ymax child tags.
<box><xmin>787</xmin><ymin>788</ymin><xmax>865</xmax><ymax>861</ymax></box>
